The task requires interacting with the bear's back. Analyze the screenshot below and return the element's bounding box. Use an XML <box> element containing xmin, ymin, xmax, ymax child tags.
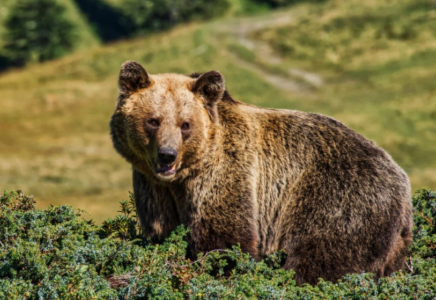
<box><xmin>220</xmin><ymin>99</ymin><xmax>402</xmax><ymax>180</ymax></box>
<box><xmin>217</xmin><ymin>99</ymin><xmax>411</xmax><ymax>272</ymax></box>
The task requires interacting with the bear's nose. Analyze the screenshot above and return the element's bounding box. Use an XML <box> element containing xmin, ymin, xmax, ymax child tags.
<box><xmin>158</xmin><ymin>147</ymin><xmax>177</xmax><ymax>164</ymax></box>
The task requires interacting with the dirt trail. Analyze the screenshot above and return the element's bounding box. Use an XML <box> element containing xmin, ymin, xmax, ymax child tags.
<box><xmin>222</xmin><ymin>11</ymin><xmax>323</xmax><ymax>94</ymax></box>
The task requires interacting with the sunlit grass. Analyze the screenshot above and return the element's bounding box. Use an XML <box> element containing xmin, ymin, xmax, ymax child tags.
<box><xmin>253</xmin><ymin>0</ymin><xmax>436</xmax><ymax>189</ymax></box>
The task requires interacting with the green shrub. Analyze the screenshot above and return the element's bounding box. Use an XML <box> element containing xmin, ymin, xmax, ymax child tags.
<box><xmin>411</xmin><ymin>189</ymin><xmax>436</xmax><ymax>259</ymax></box>
<box><xmin>2</xmin><ymin>0</ymin><xmax>75</xmax><ymax>66</ymax></box>
<box><xmin>1</xmin><ymin>189</ymin><xmax>435</xmax><ymax>299</ymax></box>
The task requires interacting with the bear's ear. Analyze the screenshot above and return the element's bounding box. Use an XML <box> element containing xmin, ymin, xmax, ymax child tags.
<box><xmin>192</xmin><ymin>71</ymin><xmax>225</xmax><ymax>104</ymax></box>
<box><xmin>191</xmin><ymin>71</ymin><xmax>225</xmax><ymax>121</ymax></box>
<box><xmin>119</xmin><ymin>61</ymin><xmax>151</xmax><ymax>95</ymax></box>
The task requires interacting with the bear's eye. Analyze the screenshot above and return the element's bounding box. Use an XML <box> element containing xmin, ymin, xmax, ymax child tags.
<box><xmin>148</xmin><ymin>119</ymin><xmax>160</xmax><ymax>128</ymax></box>
<box><xmin>181</xmin><ymin>122</ymin><xmax>190</xmax><ymax>130</ymax></box>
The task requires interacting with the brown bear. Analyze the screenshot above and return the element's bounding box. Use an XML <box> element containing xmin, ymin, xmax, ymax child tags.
<box><xmin>110</xmin><ymin>61</ymin><xmax>413</xmax><ymax>285</ymax></box>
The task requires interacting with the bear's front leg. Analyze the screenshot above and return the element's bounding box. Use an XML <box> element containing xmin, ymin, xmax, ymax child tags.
<box><xmin>186</xmin><ymin>194</ymin><xmax>261</xmax><ymax>261</ymax></box>
<box><xmin>133</xmin><ymin>169</ymin><xmax>180</xmax><ymax>242</ymax></box>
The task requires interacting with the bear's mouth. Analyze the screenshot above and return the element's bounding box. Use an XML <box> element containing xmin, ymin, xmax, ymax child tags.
<box><xmin>155</xmin><ymin>163</ymin><xmax>176</xmax><ymax>177</ymax></box>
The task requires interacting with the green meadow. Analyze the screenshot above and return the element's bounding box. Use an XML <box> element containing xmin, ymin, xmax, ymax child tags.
<box><xmin>253</xmin><ymin>0</ymin><xmax>436</xmax><ymax>189</ymax></box>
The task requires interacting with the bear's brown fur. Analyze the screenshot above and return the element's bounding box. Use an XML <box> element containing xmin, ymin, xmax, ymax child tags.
<box><xmin>110</xmin><ymin>61</ymin><xmax>413</xmax><ymax>285</ymax></box>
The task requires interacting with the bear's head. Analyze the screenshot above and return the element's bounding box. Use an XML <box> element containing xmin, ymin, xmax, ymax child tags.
<box><xmin>110</xmin><ymin>61</ymin><xmax>225</xmax><ymax>182</ymax></box>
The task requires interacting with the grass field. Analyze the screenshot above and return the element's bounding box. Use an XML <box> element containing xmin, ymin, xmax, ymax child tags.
<box><xmin>252</xmin><ymin>0</ymin><xmax>436</xmax><ymax>189</ymax></box>
<box><xmin>1</xmin><ymin>0</ymin><xmax>435</xmax><ymax>222</ymax></box>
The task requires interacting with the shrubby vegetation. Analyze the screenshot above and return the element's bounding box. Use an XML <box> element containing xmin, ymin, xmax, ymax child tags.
<box><xmin>1</xmin><ymin>189</ymin><xmax>435</xmax><ymax>299</ymax></box>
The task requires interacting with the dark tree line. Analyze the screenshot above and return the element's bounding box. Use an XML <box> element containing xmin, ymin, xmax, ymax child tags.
<box><xmin>0</xmin><ymin>0</ymin><xmax>230</xmax><ymax>69</ymax></box>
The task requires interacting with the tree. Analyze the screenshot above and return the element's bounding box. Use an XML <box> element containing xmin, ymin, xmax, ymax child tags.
<box><xmin>3</xmin><ymin>0</ymin><xmax>75</xmax><ymax>66</ymax></box>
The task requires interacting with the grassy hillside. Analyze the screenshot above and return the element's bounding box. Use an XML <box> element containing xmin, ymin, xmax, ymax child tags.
<box><xmin>251</xmin><ymin>0</ymin><xmax>436</xmax><ymax>188</ymax></box>
<box><xmin>0</xmin><ymin>0</ymin><xmax>434</xmax><ymax>222</ymax></box>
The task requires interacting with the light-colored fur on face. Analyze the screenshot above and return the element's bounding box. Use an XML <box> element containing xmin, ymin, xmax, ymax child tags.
<box><xmin>112</xmin><ymin>71</ymin><xmax>215</xmax><ymax>183</ymax></box>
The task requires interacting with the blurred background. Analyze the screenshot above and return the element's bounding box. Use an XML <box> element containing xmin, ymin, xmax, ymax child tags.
<box><xmin>0</xmin><ymin>0</ymin><xmax>435</xmax><ymax>223</ymax></box>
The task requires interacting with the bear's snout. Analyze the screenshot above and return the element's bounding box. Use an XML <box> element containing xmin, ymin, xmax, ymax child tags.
<box><xmin>155</xmin><ymin>147</ymin><xmax>178</xmax><ymax>178</ymax></box>
<box><xmin>158</xmin><ymin>147</ymin><xmax>177</xmax><ymax>165</ymax></box>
